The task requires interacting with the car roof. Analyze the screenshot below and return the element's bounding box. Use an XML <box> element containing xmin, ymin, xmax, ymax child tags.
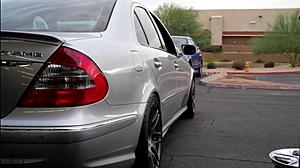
<box><xmin>171</xmin><ymin>36</ymin><xmax>192</xmax><ymax>39</ymax></box>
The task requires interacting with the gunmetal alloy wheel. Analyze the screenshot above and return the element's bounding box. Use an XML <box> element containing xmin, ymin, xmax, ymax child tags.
<box><xmin>147</xmin><ymin>108</ymin><xmax>162</xmax><ymax>168</ymax></box>
<box><xmin>134</xmin><ymin>95</ymin><xmax>162</xmax><ymax>168</ymax></box>
<box><xmin>182</xmin><ymin>79</ymin><xmax>195</xmax><ymax>118</ymax></box>
<box><xmin>190</xmin><ymin>79</ymin><xmax>196</xmax><ymax>113</ymax></box>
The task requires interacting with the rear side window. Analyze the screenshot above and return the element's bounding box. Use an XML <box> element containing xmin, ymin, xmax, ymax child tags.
<box><xmin>134</xmin><ymin>7</ymin><xmax>163</xmax><ymax>49</ymax></box>
<box><xmin>134</xmin><ymin>13</ymin><xmax>148</xmax><ymax>46</ymax></box>
<box><xmin>1</xmin><ymin>0</ymin><xmax>116</xmax><ymax>32</ymax></box>
<box><xmin>150</xmin><ymin>13</ymin><xmax>177</xmax><ymax>55</ymax></box>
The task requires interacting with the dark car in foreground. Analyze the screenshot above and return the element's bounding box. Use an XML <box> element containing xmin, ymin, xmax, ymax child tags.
<box><xmin>172</xmin><ymin>36</ymin><xmax>203</xmax><ymax>76</ymax></box>
<box><xmin>0</xmin><ymin>0</ymin><xmax>196</xmax><ymax>168</ymax></box>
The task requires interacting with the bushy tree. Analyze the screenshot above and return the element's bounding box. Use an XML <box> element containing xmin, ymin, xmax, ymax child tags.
<box><xmin>252</xmin><ymin>10</ymin><xmax>300</xmax><ymax>67</ymax></box>
<box><xmin>195</xmin><ymin>31</ymin><xmax>211</xmax><ymax>49</ymax></box>
<box><xmin>154</xmin><ymin>3</ymin><xmax>210</xmax><ymax>49</ymax></box>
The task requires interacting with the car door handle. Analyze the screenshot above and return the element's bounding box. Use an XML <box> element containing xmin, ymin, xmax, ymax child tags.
<box><xmin>174</xmin><ymin>62</ymin><xmax>179</xmax><ymax>70</ymax></box>
<box><xmin>154</xmin><ymin>58</ymin><xmax>162</xmax><ymax>69</ymax></box>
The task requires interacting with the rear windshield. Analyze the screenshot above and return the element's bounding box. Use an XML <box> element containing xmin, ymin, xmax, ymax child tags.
<box><xmin>1</xmin><ymin>0</ymin><xmax>116</xmax><ymax>32</ymax></box>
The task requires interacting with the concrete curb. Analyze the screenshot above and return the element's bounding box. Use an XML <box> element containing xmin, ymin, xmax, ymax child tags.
<box><xmin>200</xmin><ymin>73</ymin><xmax>300</xmax><ymax>91</ymax></box>
<box><xmin>200</xmin><ymin>73</ymin><xmax>227</xmax><ymax>83</ymax></box>
<box><xmin>204</xmin><ymin>70</ymin><xmax>300</xmax><ymax>76</ymax></box>
<box><xmin>228</xmin><ymin>70</ymin><xmax>300</xmax><ymax>75</ymax></box>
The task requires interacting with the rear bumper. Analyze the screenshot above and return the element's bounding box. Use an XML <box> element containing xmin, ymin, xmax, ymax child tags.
<box><xmin>1</xmin><ymin>114</ymin><xmax>137</xmax><ymax>144</ymax></box>
<box><xmin>1</xmin><ymin>115</ymin><xmax>139</xmax><ymax>168</ymax></box>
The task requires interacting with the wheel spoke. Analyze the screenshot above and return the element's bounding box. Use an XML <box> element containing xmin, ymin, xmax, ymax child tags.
<box><xmin>151</xmin><ymin>109</ymin><xmax>159</xmax><ymax>124</ymax></box>
<box><xmin>151</xmin><ymin>112</ymin><xmax>160</xmax><ymax>130</ymax></box>
<box><xmin>147</xmin><ymin>103</ymin><xmax>162</xmax><ymax>168</ymax></box>
<box><xmin>150</xmin><ymin>147</ymin><xmax>159</xmax><ymax>166</ymax></box>
<box><xmin>148</xmin><ymin>150</ymin><xmax>154</xmax><ymax>167</ymax></box>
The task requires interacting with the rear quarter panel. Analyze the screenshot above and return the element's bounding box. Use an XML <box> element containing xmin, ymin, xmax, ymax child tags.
<box><xmin>62</xmin><ymin>0</ymin><xmax>158</xmax><ymax>106</ymax></box>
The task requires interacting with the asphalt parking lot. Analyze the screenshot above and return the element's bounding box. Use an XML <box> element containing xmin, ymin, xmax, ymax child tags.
<box><xmin>254</xmin><ymin>73</ymin><xmax>300</xmax><ymax>85</ymax></box>
<box><xmin>161</xmin><ymin>78</ymin><xmax>300</xmax><ymax>168</ymax></box>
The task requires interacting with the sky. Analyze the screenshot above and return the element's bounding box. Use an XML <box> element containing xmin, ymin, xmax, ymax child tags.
<box><xmin>139</xmin><ymin>0</ymin><xmax>300</xmax><ymax>10</ymax></box>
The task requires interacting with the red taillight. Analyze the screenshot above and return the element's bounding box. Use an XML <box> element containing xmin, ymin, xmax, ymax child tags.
<box><xmin>19</xmin><ymin>47</ymin><xmax>108</xmax><ymax>107</ymax></box>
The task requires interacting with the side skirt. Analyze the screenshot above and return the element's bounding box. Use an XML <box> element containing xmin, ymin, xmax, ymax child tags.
<box><xmin>162</xmin><ymin>105</ymin><xmax>187</xmax><ymax>137</ymax></box>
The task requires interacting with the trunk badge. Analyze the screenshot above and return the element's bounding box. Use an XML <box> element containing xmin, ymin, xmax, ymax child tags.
<box><xmin>1</xmin><ymin>50</ymin><xmax>42</xmax><ymax>58</ymax></box>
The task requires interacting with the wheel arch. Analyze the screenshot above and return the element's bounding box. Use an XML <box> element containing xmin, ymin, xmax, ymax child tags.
<box><xmin>134</xmin><ymin>87</ymin><xmax>161</xmax><ymax>139</ymax></box>
<box><xmin>151</xmin><ymin>91</ymin><xmax>161</xmax><ymax>108</ymax></box>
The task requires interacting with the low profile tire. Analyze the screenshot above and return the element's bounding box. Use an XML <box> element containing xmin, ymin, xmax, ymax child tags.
<box><xmin>133</xmin><ymin>95</ymin><xmax>162</xmax><ymax>168</ymax></box>
<box><xmin>182</xmin><ymin>79</ymin><xmax>195</xmax><ymax>119</ymax></box>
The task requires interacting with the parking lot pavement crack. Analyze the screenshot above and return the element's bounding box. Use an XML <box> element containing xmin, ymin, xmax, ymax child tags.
<box><xmin>210</xmin><ymin>118</ymin><xmax>215</xmax><ymax>126</ymax></box>
<box><xmin>162</xmin><ymin>151</ymin><xmax>175</xmax><ymax>168</ymax></box>
<box><xmin>198</xmin><ymin>118</ymin><xmax>215</xmax><ymax>132</ymax></box>
<box><xmin>163</xmin><ymin>152</ymin><xmax>273</xmax><ymax>165</ymax></box>
<box><xmin>250</xmin><ymin>105</ymin><xmax>262</xmax><ymax>117</ymax></box>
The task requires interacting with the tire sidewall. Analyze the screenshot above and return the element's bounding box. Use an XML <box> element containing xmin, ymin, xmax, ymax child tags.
<box><xmin>134</xmin><ymin>95</ymin><xmax>162</xmax><ymax>168</ymax></box>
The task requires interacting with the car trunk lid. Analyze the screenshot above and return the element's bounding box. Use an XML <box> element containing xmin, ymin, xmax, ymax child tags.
<box><xmin>1</xmin><ymin>31</ymin><xmax>63</xmax><ymax>118</ymax></box>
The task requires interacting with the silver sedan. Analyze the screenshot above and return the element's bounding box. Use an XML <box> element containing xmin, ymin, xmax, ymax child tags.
<box><xmin>0</xmin><ymin>0</ymin><xmax>196</xmax><ymax>167</ymax></box>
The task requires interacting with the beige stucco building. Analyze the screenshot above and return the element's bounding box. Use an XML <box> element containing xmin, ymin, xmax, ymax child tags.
<box><xmin>197</xmin><ymin>8</ymin><xmax>298</xmax><ymax>51</ymax></box>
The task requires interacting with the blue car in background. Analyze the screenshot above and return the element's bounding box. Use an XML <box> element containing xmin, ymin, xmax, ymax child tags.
<box><xmin>172</xmin><ymin>36</ymin><xmax>203</xmax><ymax>76</ymax></box>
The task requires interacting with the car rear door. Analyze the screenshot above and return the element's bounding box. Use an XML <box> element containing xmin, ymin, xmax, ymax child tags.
<box><xmin>149</xmin><ymin>13</ymin><xmax>191</xmax><ymax>115</ymax></box>
<box><xmin>133</xmin><ymin>7</ymin><xmax>183</xmax><ymax>125</ymax></box>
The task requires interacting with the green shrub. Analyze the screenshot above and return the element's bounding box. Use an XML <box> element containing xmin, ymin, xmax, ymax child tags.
<box><xmin>207</xmin><ymin>62</ymin><xmax>216</xmax><ymax>69</ymax></box>
<box><xmin>254</xmin><ymin>59</ymin><xmax>265</xmax><ymax>63</ymax></box>
<box><xmin>204</xmin><ymin>58</ymin><xmax>217</xmax><ymax>62</ymax></box>
<box><xmin>264</xmin><ymin>62</ymin><xmax>275</xmax><ymax>68</ymax></box>
<box><xmin>232</xmin><ymin>61</ymin><xmax>245</xmax><ymax>70</ymax></box>
<box><xmin>202</xmin><ymin>46</ymin><xmax>222</xmax><ymax>53</ymax></box>
<box><xmin>220</xmin><ymin>59</ymin><xmax>231</xmax><ymax>62</ymax></box>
